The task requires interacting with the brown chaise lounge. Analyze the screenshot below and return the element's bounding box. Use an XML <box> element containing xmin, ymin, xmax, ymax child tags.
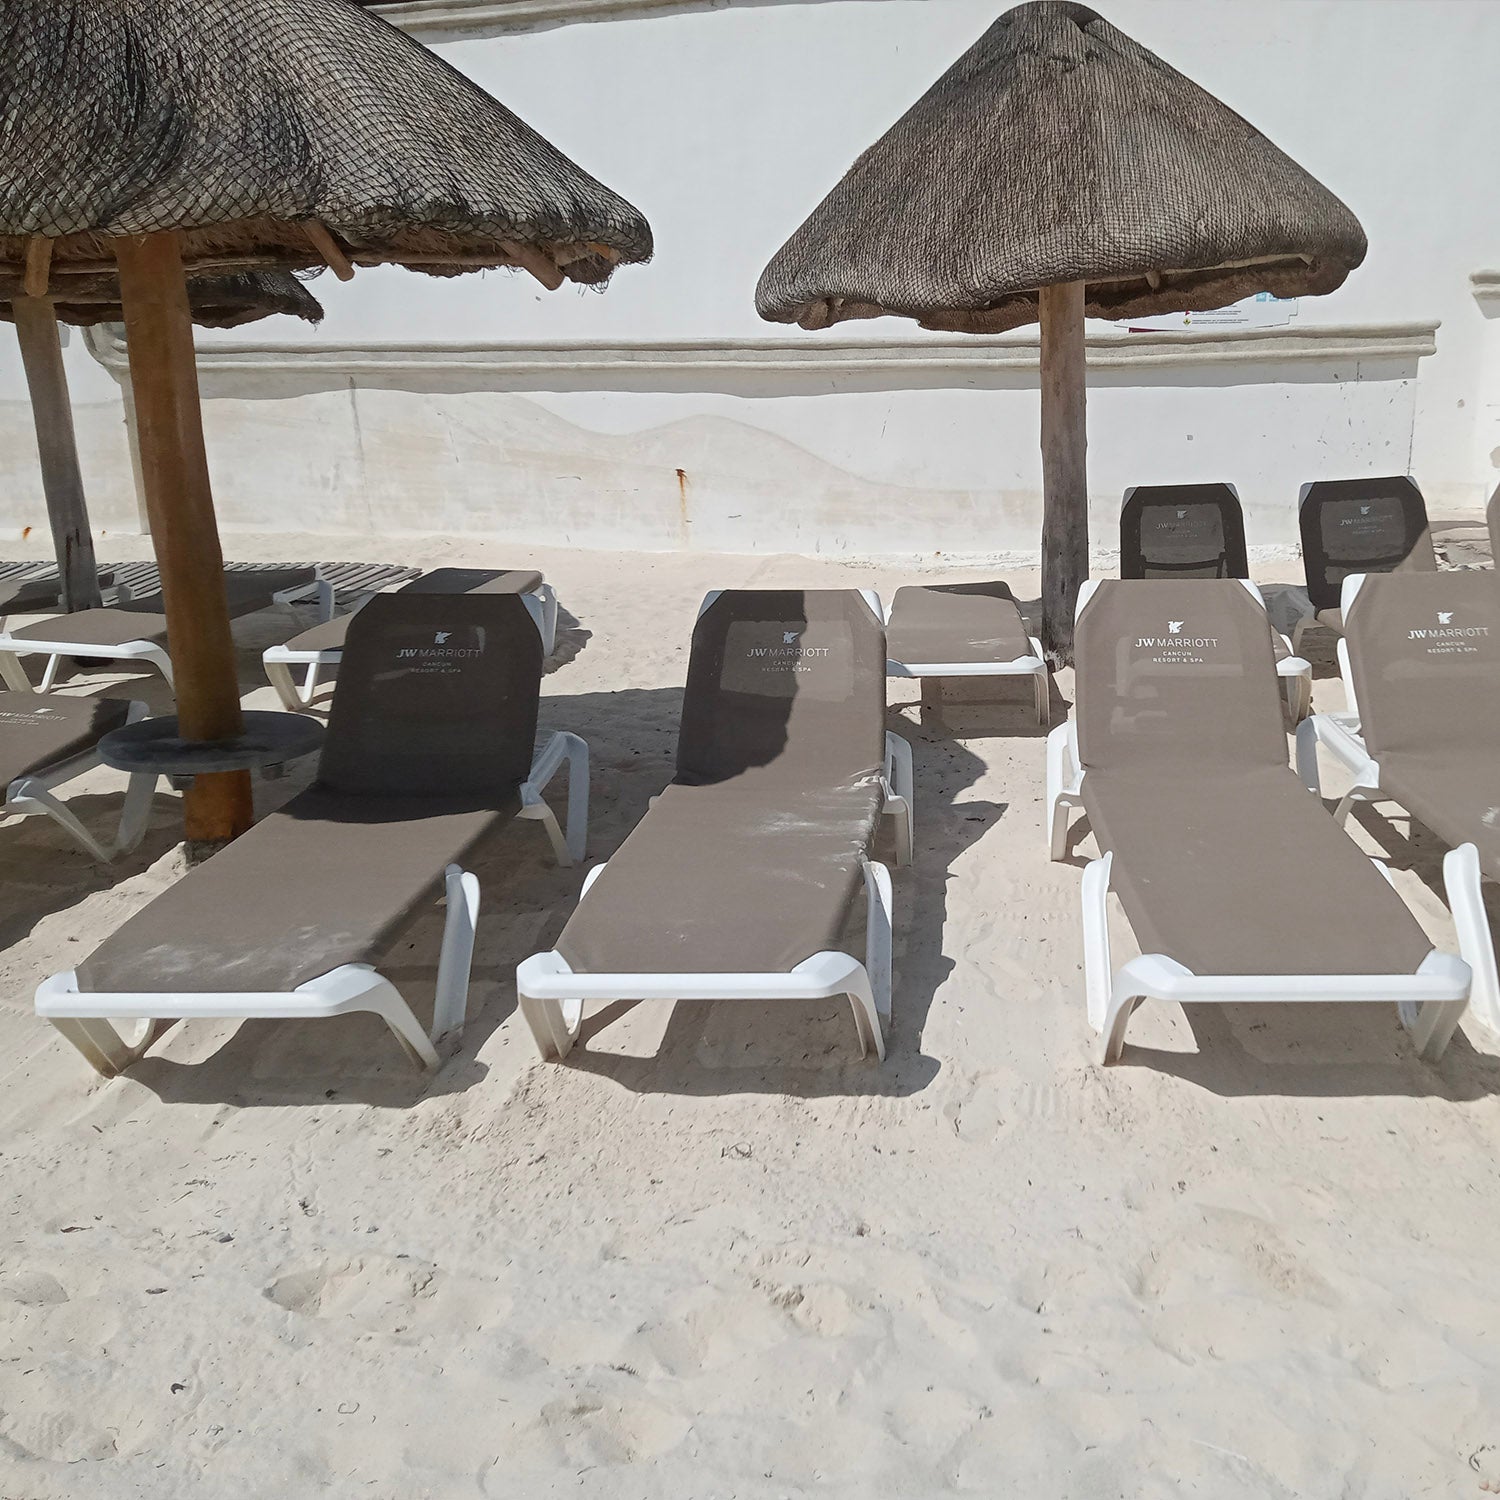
<box><xmin>883</xmin><ymin>581</ymin><xmax>1049</xmax><ymax>726</ymax></box>
<box><xmin>37</xmin><ymin>591</ymin><xmax>587</xmax><ymax>1079</ymax></box>
<box><xmin>1120</xmin><ymin>482</ymin><xmax>1311</xmax><ymax>718</ymax></box>
<box><xmin>1046</xmin><ymin>577</ymin><xmax>1470</xmax><ymax>1064</ymax></box>
<box><xmin>263</xmin><ymin>566</ymin><xmax>556</xmax><ymax>710</ymax></box>
<box><xmin>517</xmin><ymin>588</ymin><xmax>913</xmax><ymax>1064</ymax></box>
<box><xmin>2</xmin><ymin>690</ymin><xmax>155</xmax><ymax>860</ymax></box>
<box><xmin>1296</xmin><ymin>568</ymin><xmax>1500</xmax><ymax>1041</ymax></box>
<box><xmin>1288</xmin><ymin>475</ymin><xmax>1435</xmax><ymax>649</ymax></box>
<box><xmin>0</xmin><ymin>566</ymin><xmax>327</xmax><ymax>692</ymax></box>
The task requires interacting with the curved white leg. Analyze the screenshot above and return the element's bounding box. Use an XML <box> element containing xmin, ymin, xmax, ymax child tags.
<box><xmin>1098</xmin><ymin>989</ymin><xmax>1143</xmax><ymax>1065</ymax></box>
<box><xmin>431</xmin><ymin>864</ymin><xmax>480</xmax><ymax>1047</ymax></box>
<box><xmin>48</xmin><ymin>1017</ymin><xmax>151</xmax><ymax>1077</ymax></box>
<box><xmin>0</xmin><ymin>650</ymin><xmax>31</xmax><ymax>692</ymax></box>
<box><xmin>863</xmin><ymin>859</ymin><xmax>893</xmax><ymax>1031</ymax></box>
<box><xmin>1444</xmin><ymin>842</ymin><xmax>1496</xmax><ymax>1039</ymax></box>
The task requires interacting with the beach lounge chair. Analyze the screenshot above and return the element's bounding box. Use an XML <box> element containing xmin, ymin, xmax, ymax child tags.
<box><xmin>517</xmin><ymin>588</ymin><xmax>913</xmax><ymax>1064</ymax></box>
<box><xmin>884</xmin><ymin>582</ymin><xmax>1048</xmax><ymax>726</ymax></box>
<box><xmin>3</xmin><ymin>692</ymin><xmax>156</xmax><ymax>860</ymax></box>
<box><xmin>0</xmin><ymin>566</ymin><xmax>330</xmax><ymax>692</ymax></box>
<box><xmin>1295</xmin><ymin>570</ymin><xmax>1500</xmax><ymax>1036</ymax></box>
<box><xmin>1045</xmin><ymin>578</ymin><xmax>1470</xmax><ymax>1064</ymax></box>
<box><xmin>263</xmin><ymin>567</ymin><xmax>557</xmax><ymax>711</ymax></box>
<box><xmin>1288</xmin><ymin>476</ymin><xmax>1435</xmax><ymax>650</ymax></box>
<box><xmin>1121</xmin><ymin>482</ymin><xmax>1312</xmax><ymax>719</ymax></box>
<box><xmin>36</xmin><ymin>591</ymin><xmax>588</xmax><ymax>1078</ymax></box>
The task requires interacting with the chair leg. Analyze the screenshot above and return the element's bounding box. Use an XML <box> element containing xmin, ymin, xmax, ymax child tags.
<box><xmin>49</xmin><ymin>1017</ymin><xmax>145</xmax><ymax>1077</ymax></box>
<box><xmin>863</xmin><ymin>860</ymin><xmax>893</xmax><ymax>1030</ymax></box>
<box><xmin>1410</xmin><ymin>999</ymin><xmax>1468</xmax><ymax>1062</ymax></box>
<box><xmin>370</xmin><ymin>990</ymin><xmax>441</xmax><ymax>1070</ymax></box>
<box><xmin>1097</xmin><ymin>992</ymin><xmax>1142</xmax><ymax>1065</ymax></box>
<box><xmin>0</xmin><ymin>651</ymin><xmax>31</xmax><ymax>692</ymax></box>
<box><xmin>431</xmin><ymin>866</ymin><xmax>480</xmax><ymax>1047</ymax></box>
<box><xmin>1443</xmin><ymin>843</ymin><xmax>1496</xmax><ymax>1037</ymax></box>
<box><xmin>265</xmin><ymin>659</ymin><xmax>312</xmax><ymax>712</ymax></box>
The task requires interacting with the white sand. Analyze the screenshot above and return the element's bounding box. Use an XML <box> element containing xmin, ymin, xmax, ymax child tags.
<box><xmin>3</xmin><ymin>534</ymin><xmax>1500</xmax><ymax>1498</ymax></box>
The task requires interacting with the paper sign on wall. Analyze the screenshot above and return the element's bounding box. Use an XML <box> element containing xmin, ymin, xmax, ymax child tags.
<box><xmin>1123</xmin><ymin>292</ymin><xmax>1300</xmax><ymax>332</ymax></box>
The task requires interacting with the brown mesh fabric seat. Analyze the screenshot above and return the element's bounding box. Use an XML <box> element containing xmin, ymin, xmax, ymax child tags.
<box><xmin>1047</xmin><ymin>578</ymin><xmax>1468</xmax><ymax>1064</ymax></box>
<box><xmin>1293</xmin><ymin>477</ymin><xmax>1435</xmax><ymax>644</ymax></box>
<box><xmin>519</xmin><ymin>589</ymin><xmax>909</xmax><ymax>1065</ymax></box>
<box><xmin>1120</xmin><ymin>485</ymin><xmax>1248</xmax><ymax>580</ymax></box>
<box><xmin>1120</xmin><ymin>483</ymin><xmax>1309</xmax><ymax>717</ymax></box>
<box><xmin>884</xmin><ymin>582</ymin><xmax>1048</xmax><ymax>727</ymax></box>
<box><xmin>1297</xmin><ymin>572</ymin><xmax>1500</xmax><ymax>1038</ymax></box>
<box><xmin>0</xmin><ymin>691</ymin><xmax>131</xmax><ymax>786</ymax></box>
<box><xmin>40</xmin><ymin>591</ymin><xmax>588</xmax><ymax>1080</ymax></box>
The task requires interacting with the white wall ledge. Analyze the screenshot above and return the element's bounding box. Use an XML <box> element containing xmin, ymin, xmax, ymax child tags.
<box><xmin>83</xmin><ymin>321</ymin><xmax>1437</xmax><ymax>380</ymax></box>
<box><xmin>1472</xmin><ymin>270</ymin><xmax>1500</xmax><ymax>308</ymax></box>
<box><xmin>369</xmin><ymin>0</ymin><xmax>691</xmax><ymax>33</ymax></box>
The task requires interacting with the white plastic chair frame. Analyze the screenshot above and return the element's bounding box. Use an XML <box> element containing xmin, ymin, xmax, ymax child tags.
<box><xmin>3</xmin><ymin>700</ymin><xmax>157</xmax><ymax>861</ymax></box>
<box><xmin>518</xmin><ymin>589</ymin><xmax>911</xmax><ymax>1065</ymax></box>
<box><xmin>1294</xmin><ymin>573</ymin><xmax>1499</xmax><ymax>1038</ymax></box>
<box><xmin>36</xmin><ymin>729</ymin><xmax>589</xmax><ymax>1077</ymax></box>
<box><xmin>0</xmin><ymin>575</ymin><xmax>333</xmax><ymax>694</ymax></box>
<box><xmin>1047</xmin><ymin>578</ymin><xmax>1472</xmax><ymax>1064</ymax></box>
<box><xmin>264</xmin><ymin>581</ymin><xmax>558</xmax><ymax>712</ymax></box>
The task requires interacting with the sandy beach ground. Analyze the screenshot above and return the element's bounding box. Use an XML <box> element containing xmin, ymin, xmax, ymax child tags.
<box><xmin>3</xmin><ymin>531</ymin><xmax>1500</xmax><ymax>1499</ymax></box>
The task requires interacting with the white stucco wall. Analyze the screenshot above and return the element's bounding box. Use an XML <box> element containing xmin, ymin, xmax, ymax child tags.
<box><xmin>2</xmin><ymin>0</ymin><xmax>1496</xmax><ymax>558</ymax></box>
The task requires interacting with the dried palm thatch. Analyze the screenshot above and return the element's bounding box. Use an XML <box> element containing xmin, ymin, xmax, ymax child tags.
<box><xmin>757</xmin><ymin>0</ymin><xmax>1366</xmax><ymax>332</ymax></box>
<box><xmin>0</xmin><ymin>271</ymin><xmax>323</xmax><ymax>328</ymax></box>
<box><xmin>0</xmin><ymin>0</ymin><xmax>653</xmax><ymax>290</ymax></box>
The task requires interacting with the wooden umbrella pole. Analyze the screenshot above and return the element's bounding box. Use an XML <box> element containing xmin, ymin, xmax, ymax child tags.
<box><xmin>115</xmin><ymin>232</ymin><xmax>252</xmax><ymax>851</ymax></box>
<box><xmin>1038</xmin><ymin>280</ymin><xmax>1088</xmax><ymax>667</ymax></box>
<box><xmin>11</xmin><ymin>296</ymin><xmax>104</xmax><ymax>613</ymax></box>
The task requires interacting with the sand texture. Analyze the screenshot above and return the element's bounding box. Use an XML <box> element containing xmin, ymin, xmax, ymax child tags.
<box><xmin>2</xmin><ymin>535</ymin><xmax>1500</xmax><ymax>1498</ymax></box>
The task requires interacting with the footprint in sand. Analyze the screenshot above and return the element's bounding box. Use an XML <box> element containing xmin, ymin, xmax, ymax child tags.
<box><xmin>263</xmin><ymin>1254</ymin><xmax>510</xmax><ymax>1341</ymax></box>
<box><xmin>528</xmin><ymin>1392</ymin><xmax>691</xmax><ymax>1466</ymax></box>
<box><xmin>0</xmin><ymin>1269</ymin><xmax>70</xmax><ymax>1306</ymax></box>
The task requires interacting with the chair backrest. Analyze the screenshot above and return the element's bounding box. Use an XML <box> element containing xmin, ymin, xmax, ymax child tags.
<box><xmin>1343</xmin><ymin>572</ymin><xmax>1500</xmax><ymax>760</ymax></box>
<box><xmin>1075</xmin><ymin>579</ymin><xmax>1286</xmax><ymax>773</ymax></box>
<box><xmin>1299</xmin><ymin>476</ymin><xmax>1434</xmax><ymax>611</ymax></box>
<box><xmin>677</xmin><ymin>589</ymin><xmax>885</xmax><ymax>788</ymax></box>
<box><xmin>1120</xmin><ymin>484</ymin><xmax>1248</xmax><ymax>580</ymax></box>
<box><xmin>317</xmin><ymin>592</ymin><xmax>542</xmax><ymax>799</ymax></box>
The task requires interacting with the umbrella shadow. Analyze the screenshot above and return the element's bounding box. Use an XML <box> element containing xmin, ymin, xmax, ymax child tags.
<box><xmin>0</xmin><ymin>787</ymin><xmax>185</xmax><ymax>950</ymax></box>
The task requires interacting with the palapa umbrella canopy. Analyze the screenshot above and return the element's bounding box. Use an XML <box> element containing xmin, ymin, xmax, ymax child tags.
<box><xmin>0</xmin><ymin>0</ymin><xmax>652</xmax><ymax>847</ymax></box>
<box><xmin>758</xmin><ymin>0</ymin><xmax>1366</xmax><ymax>661</ymax></box>
<box><xmin>1</xmin><ymin>272</ymin><xmax>322</xmax><ymax>616</ymax></box>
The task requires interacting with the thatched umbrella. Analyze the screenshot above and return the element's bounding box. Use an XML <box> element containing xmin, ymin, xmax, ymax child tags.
<box><xmin>757</xmin><ymin>0</ymin><xmax>1366</xmax><ymax>662</ymax></box>
<box><xmin>0</xmin><ymin>0</ymin><xmax>651</xmax><ymax>847</ymax></box>
<box><xmin>2</xmin><ymin>272</ymin><xmax>322</xmax><ymax>616</ymax></box>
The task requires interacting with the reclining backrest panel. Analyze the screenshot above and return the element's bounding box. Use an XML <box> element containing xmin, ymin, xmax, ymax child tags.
<box><xmin>1120</xmin><ymin>484</ymin><xmax>1247</xmax><ymax>580</ymax></box>
<box><xmin>1344</xmin><ymin>572</ymin><xmax>1500</xmax><ymax>758</ymax></box>
<box><xmin>1300</xmin><ymin>476</ymin><xmax>1434</xmax><ymax>611</ymax></box>
<box><xmin>677</xmin><ymin>589</ymin><xmax>885</xmax><ymax>788</ymax></box>
<box><xmin>318</xmin><ymin>592</ymin><xmax>542</xmax><ymax>799</ymax></box>
<box><xmin>1075</xmin><ymin>579</ymin><xmax>1286</xmax><ymax>772</ymax></box>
